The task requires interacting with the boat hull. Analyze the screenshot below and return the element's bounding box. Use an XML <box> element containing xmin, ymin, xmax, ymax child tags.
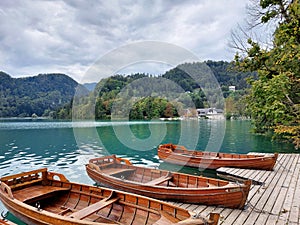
<box><xmin>158</xmin><ymin>144</ymin><xmax>278</xmax><ymax>170</ymax></box>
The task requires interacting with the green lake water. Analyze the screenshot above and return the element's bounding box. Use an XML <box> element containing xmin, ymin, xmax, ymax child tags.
<box><xmin>0</xmin><ymin>119</ymin><xmax>296</xmax><ymax>224</ymax></box>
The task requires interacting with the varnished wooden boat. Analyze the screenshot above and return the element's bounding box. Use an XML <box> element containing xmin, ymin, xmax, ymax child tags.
<box><xmin>0</xmin><ymin>217</ymin><xmax>17</xmax><ymax>225</ymax></box>
<box><xmin>0</xmin><ymin>220</ymin><xmax>17</xmax><ymax>225</ymax></box>
<box><xmin>0</xmin><ymin>168</ymin><xmax>219</xmax><ymax>225</ymax></box>
<box><xmin>86</xmin><ymin>155</ymin><xmax>251</xmax><ymax>209</ymax></box>
<box><xmin>158</xmin><ymin>143</ymin><xmax>278</xmax><ymax>170</ymax></box>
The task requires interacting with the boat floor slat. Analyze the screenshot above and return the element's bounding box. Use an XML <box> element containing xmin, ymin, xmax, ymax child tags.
<box><xmin>69</xmin><ymin>197</ymin><xmax>119</xmax><ymax>220</ymax></box>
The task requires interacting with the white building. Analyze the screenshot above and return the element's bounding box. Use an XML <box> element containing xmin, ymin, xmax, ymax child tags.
<box><xmin>197</xmin><ymin>108</ymin><xmax>224</xmax><ymax>119</ymax></box>
<box><xmin>229</xmin><ymin>86</ymin><xmax>236</xmax><ymax>92</ymax></box>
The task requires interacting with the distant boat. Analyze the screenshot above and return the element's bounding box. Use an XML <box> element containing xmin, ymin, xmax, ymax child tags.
<box><xmin>86</xmin><ymin>155</ymin><xmax>251</xmax><ymax>209</ymax></box>
<box><xmin>158</xmin><ymin>143</ymin><xmax>278</xmax><ymax>170</ymax></box>
<box><xmin>0</xmin><ymin>168</ymin><xmax>219</xmax><ymax>225</ymax></box>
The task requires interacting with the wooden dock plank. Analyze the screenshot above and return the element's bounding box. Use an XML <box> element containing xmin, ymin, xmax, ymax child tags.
<box><xmin>222</xmin><ymin>154</ymin><xmax>289</xmax><ymax>225</ymax></box>
<box><xmin>289</xmin><ymin>157</ymin><xmax>300</xmax><ymax>224</ymax></box>
<box><xmin>265</xmin><ymin>154</ymin><xmax>297</xmax><ymax>213</ymax></box>
<box><xmin>168</xmin><ymin>154</ymin><xmax>299</xmax><ymax>225</ymax></box>
<box><xmin>217</xmin><ymin>208</ymin><xmax>233</xmax><ymax>224</ymax></box>
<box><xmin>254</xmin><ymin>154</ymin><xmax>294</xmax><ymax>224</ymax></box>
<box><xmin>242</xmin><ymin>154</ymin><xmax>290</xmax><ymax>225</ymax></box>
<box><xmin>277</xmin><ymin>156</ymin><xmax>300</xmax><ymax>223</ymax></box>
<box><xmin>270</xmin><ymin>154</ymin><xmax>299</xmax><ymax>217</ymax></box>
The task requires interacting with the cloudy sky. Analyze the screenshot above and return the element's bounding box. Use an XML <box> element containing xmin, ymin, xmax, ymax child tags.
<box><xmin>0</xmin><ymin>0</ymin><xmax>249</xmax><ymax>82</ymax></box>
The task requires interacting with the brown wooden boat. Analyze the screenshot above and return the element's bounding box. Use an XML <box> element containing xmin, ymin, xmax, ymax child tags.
<box><xmin>86</xmin><ymin>155</ymin><xmax>251</xmax><ymax>209</ymax></box>
<box><xmin>0</xmin><ymin>217</ymin><xmax>17</xmax><ymax>225</ymax></box>
<box><xmin>0</xmin><ymin>168</ymin><xmax>219</xmax><ymax>225</ymax></box>
<box><xmin>158</xmin><ymin>143</ymin><xmax>278</xmax><ymax>170</ymax></box>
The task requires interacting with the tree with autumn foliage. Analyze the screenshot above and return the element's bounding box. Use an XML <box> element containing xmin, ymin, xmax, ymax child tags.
<box><xmin>235</xmin><ymin>0</ymin><xmax>300</xmax><ymax>148</ymax></box>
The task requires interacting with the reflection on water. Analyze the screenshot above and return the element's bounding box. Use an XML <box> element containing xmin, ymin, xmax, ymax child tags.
<box><xmin>0</xmin><ymin>119</ymin><xmax>296</xmax><ymax>224</ymax></box>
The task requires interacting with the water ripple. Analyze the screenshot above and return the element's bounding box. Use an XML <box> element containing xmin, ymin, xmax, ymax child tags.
<box><xmin>0</xmin><ymin>120</ymin><xmax>169</xmax><ymax>130</ymax></box>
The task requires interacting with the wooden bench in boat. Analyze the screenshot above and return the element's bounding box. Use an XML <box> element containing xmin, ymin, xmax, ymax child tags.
<box><xmin>69</xmin><ymin>196</ymin><xmax>119</xmax><ymax>220</ymax></box>
<box><xmin>13</xmin><ymin>185</ymin><xmax>70</xmax><ymax>203</ymax></box>
<box><xmin>145</xmin><ymin>175</ymin><xmax>173</xmax><ymax>186</ymax></box>
<box><xmin>102</xmin><ymin>168</ymin><xmax>136</xmax><ymax>177</ymax></box>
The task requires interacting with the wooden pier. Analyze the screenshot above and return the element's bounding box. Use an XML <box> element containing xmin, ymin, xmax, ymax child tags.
<box><xmin>171</xmin><ymin>153</ymin><xmax>300</xmax><ymax>225</ymax></box>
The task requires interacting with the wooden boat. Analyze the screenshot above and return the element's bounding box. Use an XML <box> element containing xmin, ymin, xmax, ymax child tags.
<box><xmin>86</xmin><ymin>155</ymin><xmax>251</xmax><ymax>209</ymax></box>
<box><xmin>158</xmin><ymin>143</ymin><xmax>278</xmax><ymax>170</ymax></box>
<box><xmin>0</xmin><ymin>168</ymin><xmax>219</xmax><ymax>225</ymax></box>
<box><xmin>0</xmin><ymin>220</ymin><xmax>17</xmax><ymax>225</ymax></box>
<box><xmin>0</xmin><ymin>217</ymin><xmax>17</xmax><ymax>225</ymax></box>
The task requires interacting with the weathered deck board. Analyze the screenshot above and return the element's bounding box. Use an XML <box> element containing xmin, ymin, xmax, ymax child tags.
<box><xmin>170</xmin><ymin>153</ymin><xmax>299</xmax><ymax>225</ymax></box>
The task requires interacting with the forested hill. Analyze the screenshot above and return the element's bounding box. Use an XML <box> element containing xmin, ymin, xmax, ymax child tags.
<box><xmin>163</xmin><ymin>61</ymin><xmax>255</xmax><ymax>93</ymax></box>
<box><xmin>0</xmin><ymin>72</ymin><xmax>88</xmax><ymax>117</ymax></box>
<box><xmin>0</xmin><ymin>61</ymin><xmax>256</xmax><ymax>119</ymax></box>
<box><xmin>66</xmin><ymin>61</ymin><xmax>256</xmax><ymax>120</ymax></box>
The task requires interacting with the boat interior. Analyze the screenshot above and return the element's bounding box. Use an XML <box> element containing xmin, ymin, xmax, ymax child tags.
<box><xmin>89</xmin><ymin>157</ymin><xmax>230</xmax><ymax>189</ymax></box>
<box><xmin>1</xmin><ymin>169</ymin><xmax>191</xmax><ymax>225</ymax></box>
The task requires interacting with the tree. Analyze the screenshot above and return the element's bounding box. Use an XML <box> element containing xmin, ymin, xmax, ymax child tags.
<box><xmin>235</xmin><ymin>0</ymin><xmax>300</xmax><ymax>148</ymax></box>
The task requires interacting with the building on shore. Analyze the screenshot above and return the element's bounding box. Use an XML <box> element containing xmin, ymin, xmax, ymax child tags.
<box><xmin>197</xmin><ymin>108</ymin><xmax>224</xmax><ymax>119</ymax></box>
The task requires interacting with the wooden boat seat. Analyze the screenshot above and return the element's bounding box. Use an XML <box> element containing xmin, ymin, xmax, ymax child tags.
<box><xmin>69</xmin><ymin>196</ymin><xmax>119</xmax><ymax>220</ymax></box>
<box><xmin>102</xmin><ymin>168</ymin><xmax>136</xmax><ymax>177</ymax></box>
<box><xmin>13</xmin><ymin>185</ymin><xmax>70</xmax><ymax>203</ymax></box>
<box><xmin>145</xmin><ymin>175</ymin><xmax>173</xmax><ymax>186</ymax></box>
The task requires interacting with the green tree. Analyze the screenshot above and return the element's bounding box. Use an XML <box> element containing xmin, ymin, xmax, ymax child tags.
<box><xmin>235</xmin><ymin>0</ymin><xmax>300</xmax><ymax>148</ymax></box>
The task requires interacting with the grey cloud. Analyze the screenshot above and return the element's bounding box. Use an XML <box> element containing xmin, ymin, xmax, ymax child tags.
<box><xmin>0</xmin><ymin>0</ymin><xmax>248</xmax><ymax>81</ymax></box>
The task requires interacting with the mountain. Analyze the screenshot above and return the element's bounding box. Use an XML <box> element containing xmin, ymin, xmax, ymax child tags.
<box><xmin>0</xmin><ymin>72</ymin><xmax>89</xmax><ymax>117</ymax></box>
<box><xmin>66</xmin><ymin>61</ymin><xmax>257</xmax><ymax>120</ymax></box>
<box><xmin>83</xmin><ymin>82</ymin><xmax>97</xmax><ymax>91</ymax></box>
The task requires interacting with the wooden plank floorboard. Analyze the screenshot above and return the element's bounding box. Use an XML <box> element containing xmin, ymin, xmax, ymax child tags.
<box><xmin>255</xmin><ymin>154</ymin><xmax>295</xmax><ymax>224</ymax></box>
<box><xmin>244</xmin><ymin>154</ymin><xmax>290</xmax><ymax>225</ymax></box>
<box><xmin>279</xmin><ymin>156</ymin><xmax>300</xmax><ymax>222</ymax></box>
<box><xmin>247</xmin><ymin>170</ymin><xmax>263</xmax><ymax>184</ymax></box>
<box><xmin>227</xmin><ymin>154</ymin><xmax>289</xmax><ymax>225</ymax></box>
<box><xmin>270</xmin><ymin>154</ymin><xmax>299</xmax><ymax>223</ymax></box>
<box><xmin>192</xmin><ymin>205</ymin><xmax>209</xmax><ymax>213</ymax></box>
<box><xmin>169</xmin><ymin>154</ymin><xmax>299</xmax><ymax>225</ymax></box>
<box><xmin>289</xmin><ymin>157</ymin><xmax>300</xmax><ymax>224</ymax></box>
<box><xmin>185</xmin><ymin>203</ymin><xmax>201</xmax><ymax>212</ymax></box>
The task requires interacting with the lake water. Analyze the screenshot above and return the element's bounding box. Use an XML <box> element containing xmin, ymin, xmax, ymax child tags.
<box><xmin>0</xmin><ymin>119</ymin><xmax>296</xmax><ymax>223</ymax></box>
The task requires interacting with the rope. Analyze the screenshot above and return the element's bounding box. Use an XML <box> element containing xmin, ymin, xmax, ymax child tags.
<box><xmin>237</xmin><ymin>178</ymin><xmax>278</xmax><ymax>216</ymax></box>
<box><xmin>276</xmin><ymin>159</ymin><xmax>294</xmax><ymax>173</ymax></box>
<box><xmin>237</xmin><ymin>181</ymin><xmax>278</xmax><ymax>216</ymax></box>
<box><xmin>246</xmin><ymin>202</ymin><xmax>279</xmax><ymax>216</ymax></box>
